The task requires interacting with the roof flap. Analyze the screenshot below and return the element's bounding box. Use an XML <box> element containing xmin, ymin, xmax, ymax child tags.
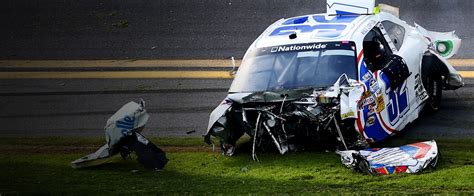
<box><xmin>327</xmin><ymin>0</ymin><xmax>375</xmax><ymax>15</ymax></box>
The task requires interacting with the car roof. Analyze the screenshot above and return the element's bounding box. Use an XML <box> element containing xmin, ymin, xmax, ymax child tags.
<box><xmin>252</xmin><ymin>13</ymin><xmax>380</xmax><ymax>49</ymax></box>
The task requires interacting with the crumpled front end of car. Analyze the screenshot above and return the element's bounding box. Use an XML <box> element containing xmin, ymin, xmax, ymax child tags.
<box><xmin>205</xmin><ymin>75</ymin><xmax>368</xmax><ymax>159</ymax></box>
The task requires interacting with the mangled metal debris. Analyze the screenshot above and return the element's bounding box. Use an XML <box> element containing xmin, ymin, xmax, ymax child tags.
<box><xmin>71</xmin><ymin>100</ymin><xmax>168</xmax><ymax>170</ymax></box>
<box><xmin>337</xmin><ymin>140</ymin><xmax>439</xmax><ymax>175</ymax></box>
<box><xmin>206</xmin><ymin>74</ymin><xmax>368</xmax><ymax>160</ymax></box>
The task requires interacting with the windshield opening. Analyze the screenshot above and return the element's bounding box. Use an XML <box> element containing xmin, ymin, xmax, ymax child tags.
<box><xmin>229</xmin><ymin>41</ymin><xmax>358</xmax><ymax>93</ymax></box>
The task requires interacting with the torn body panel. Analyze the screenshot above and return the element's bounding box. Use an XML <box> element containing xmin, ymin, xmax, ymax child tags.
<box><xmin>72</xmin><ymin>100</ymin><xmax>168</xmax><ymax>170</ymax></box>
<box><xmin>337</xmin><ymin>140</ymin><xmax>439</xmax><ymax>174</ymax></box>
<box><xmin>416</xmin><ymin>23</ymin><xmax>464</xmax><ymax>90</ymax></box>
<box><xmin>415</xmin><ymin>23</ymin><xmax>461</xmax><ymax>59</ymax></box>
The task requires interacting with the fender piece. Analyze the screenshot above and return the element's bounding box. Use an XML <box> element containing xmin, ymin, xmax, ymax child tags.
<box><xmin>337</xmin><ymin>140</ymin><xmax>439</xmax><ymax>175</ymax></box>
<box><xmin>338</xmin><ymin>75</ymin><xmax>364</xmax><ymax>120</ymax></box>
<box><xmin>204</xmin><ymin>98</ymin><xmax>233</xmax><ymax>144</ymax></box>
<box><xmin>415</xmin><ymin>23</ymin><xmax>461</xmax><ymax>59</ymax></box>
<box><xmin>340</xmin><ymin>84</ymin><xmax>364</xmax><ymax>120</ymax></box>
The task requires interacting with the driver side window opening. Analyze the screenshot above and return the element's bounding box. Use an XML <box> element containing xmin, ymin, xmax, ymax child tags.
<box><xmin>363</xmin><ymin>26</ymin><xmax>392</xmax><ymax>72</ymax></box>
<box><xmin>381</xmin><ymin>20</ymin><xmax>406</xmax><ymax>50</ymax></box>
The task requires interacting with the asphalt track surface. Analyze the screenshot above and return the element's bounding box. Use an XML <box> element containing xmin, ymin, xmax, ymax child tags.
<box><xmin>1</xmin><ymin>0</ymin><xmax>474</xmax><ymax>59</ymax></box>
<box><xmin>1</xmin><ymin>63</ymin><xmax>473</xmax><ymax>139</ymax></box>
<box><xmin>0</xmin><ymin>1</ymin><xmax>473</xmax><ymax>140</ymax></box>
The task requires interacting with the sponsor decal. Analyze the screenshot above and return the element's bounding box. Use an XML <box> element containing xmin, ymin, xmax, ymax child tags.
<box><xmin>116</xmin><ymin>115</ymin><xmax>135</xmax><ymax>136</ymax></box>
<box><xmin>435</xmin><ymin>40</ymin><xmax>454</xmax><ymax>57</ymax></box>
<box><xmin>270</xmin><ymin>43</ymin><xmax>327</xmax><ymax>53</ymax></box>
<box><xmin>362</xmin><ymin>72</ymin><xmax>372</xmax><ymax>81</ymax></box>
<box><xmin>367</xmin><ymin>106</ymin><xmax>376</xmax><ymax>116</ymax></box>
<box><xmin>367</xmin><ymin>102</ymin><xmax>376</xmax><ymax>115</ymax></box>
<box><xmin>414</xmin><ymin>74</ymin><xmax>428</xmax><ymax>103</ymax></box>
<box><xmin>374</xmin><ymin>88</ymin><xmax>382</xmax><ymax>96</ymax></box>
<box><xmin>366</xmin><ymin>148</ymin><xmax>413</xmax><ymax>165</ymax></box>
<box><xmin>270</xmin><ymin>24</ymin><xmax>347</xmax><ymax>38</ymax></box>
<box><xmin>366</xmin><ymin>115</ymin><xmax>375</xmax><ymax>126</ymax></box>
<box><xmin>375</xmin><ymin>95</ymin><xmax>385</xmax><ymax>113</ymax></box>
<box><xmin>361</xmin><ymin>91</ymin><xmax>371</xmax><ymax>99</ymax></box>
<box><xmin>369</xmin><ymin>79</ymin><xmax>379</xmax><ymax>94</ymax></box>
<box><xmin>358</xmin><ymin>95</ymin><xmax>375</xmax><ymax>110</ymax></box>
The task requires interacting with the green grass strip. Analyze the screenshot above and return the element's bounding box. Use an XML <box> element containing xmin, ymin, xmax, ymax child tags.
<box><xmin>0</xmin><ymin>137</ymin><xmax>472</xmax><ymax>194</ymax></box>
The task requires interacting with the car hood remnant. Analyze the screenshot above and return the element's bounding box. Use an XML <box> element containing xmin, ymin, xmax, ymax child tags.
<box><xmin>337</xmin><ymin>140</ymin><xmax>439</xmax><ymax>175</ymax></box>
<box><xmin>71</xmin><ymin>100</ymin><xmax>168</xmax><ymax>170</ymax></box>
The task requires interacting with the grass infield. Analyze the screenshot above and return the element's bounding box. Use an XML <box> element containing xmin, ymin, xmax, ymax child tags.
<box><xmin>0</xmin><ymin>136</ymin><xmax>472</xmax><ymax>194</ymax></box>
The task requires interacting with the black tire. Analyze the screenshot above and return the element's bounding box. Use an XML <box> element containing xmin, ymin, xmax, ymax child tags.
<box><xmin>423</xmin><ymin>74</ymin><xmax>443</xmax><ymax>111</ymax></box>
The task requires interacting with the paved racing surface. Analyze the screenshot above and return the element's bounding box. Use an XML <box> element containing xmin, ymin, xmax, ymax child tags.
<box><xmin>0</xmin><ymin>0</ymin><xmax>473</xmax><ymax>140</ymax></box>
<box><xmin>0</xmin><ymin>77</ymin><xmax>230</xmax><ymax>137</ymax></box>
<box><xmin>1</xmin><ymin>0</ymin><xmax>474</xmax><ymax>59</ymax></box>
<box><xmin>1</xmin><ymin>63</ymin><xmax>473</xmax><ymax>139</ymax></box>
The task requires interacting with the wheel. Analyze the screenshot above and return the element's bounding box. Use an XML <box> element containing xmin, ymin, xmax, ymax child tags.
<box><xmin>423</xmin><ymin>74</ymin><xmax>443</xmax><ymax>111</ymax></box>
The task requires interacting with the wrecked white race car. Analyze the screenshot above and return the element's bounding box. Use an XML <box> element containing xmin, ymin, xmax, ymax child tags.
<box><xmin>205</xmin><ymin>0</ymin><xmax>463</xmax><ymax>158</ymax></box>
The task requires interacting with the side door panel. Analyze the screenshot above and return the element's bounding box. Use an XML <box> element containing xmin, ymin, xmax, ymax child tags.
<box><xmin>356</xmin><ymin>22</ymin><xmax>426</xmax><ymax>142</ymax></box>
<box><xmin>390</xmin><ymin>21</ymin><xmax>429</xmax><ymax>127</ymax></box>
